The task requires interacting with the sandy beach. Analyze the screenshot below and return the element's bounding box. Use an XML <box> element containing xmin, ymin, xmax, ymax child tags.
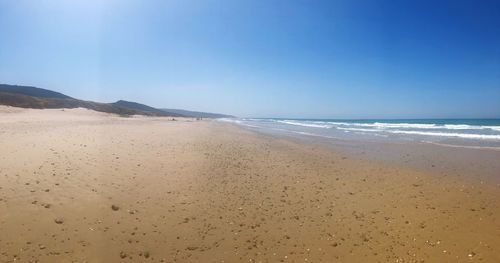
<box><xmin>1</xmin><ymin>107</ymin><xmax>499</xmax><ymax>263</ymax></box>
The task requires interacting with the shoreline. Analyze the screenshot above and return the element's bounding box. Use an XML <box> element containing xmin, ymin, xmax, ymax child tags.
<box><xmin>226</xmin><ymin>121</ymin><xmax>500</xmax><ymax>185</ymax></box>
<box><xmin>1</xmin><ymin>108</ymin><xmax>499</xmax><ymax>262</ymax></box>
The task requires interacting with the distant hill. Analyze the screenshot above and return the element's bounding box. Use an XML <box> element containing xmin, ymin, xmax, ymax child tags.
<box><xmin>113</xmin><ymin>100</ymin><xmax>184</xmax><ymax>117</ymax></box>
<box><xmin>0</xmin><ymin>91</ymin><xmax>143</xmax><ymax>115</ymax></box>
<box><xmin>0</xmin><ymin>84</ymin><xmax>233</xmax><ymax>118</ymax></box>
<box><xmin>160</xmin><ymin>108</ymin><xmax>234</xmax><ymax>118</ymax></box>
<box><xmin>0</xmin><ymin>84</ymin><xmax>72</xmax><ymax>99</ymax></box>
<box><xmin>0</xmin><ymin>84</ymin><xmax>174</xmax><ymax>116</ymax></box>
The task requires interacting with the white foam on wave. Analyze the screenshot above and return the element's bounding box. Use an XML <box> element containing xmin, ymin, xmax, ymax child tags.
<box><xmin>443</xmin><ymin>124</ymin><xmax>474</xmax><ymax>129</ymax></box>
<box><xmin>290</xmin><ymin>131</ymin><xmax>343</xmax><ymax>139</ymax></box>
<box><xmin>487</xmin><ymin>126</ymin><xmax>500</xmax><ymax>132</ymax></box>
<box><xmin>337</xmin><ymin>127</ymin><xmax>379</xmax><ymax>132</ymax></box>
<box><xmin>217</xmin><ymin>118</ymin><xmax>242</xmax><ymax>124</ymax></box>
<box><xmin>218</xmin><ymin>118</ymin><xmax>260</xmax><ymax>128</ymax></box>
<box><xmin>277</xmin><ymin>120</ymin><xmax>500</xmax><ymax>132</ymax></box>
<box><xmin>336</xmin><ymin>122</ymin><xmax>475</xmax><ymax>130</ymax></box>
<box><xmin>276</xmin><ymin>120</ymin><xmax>333</xmax><ymax>128</ymax></box>
<box><xmin>388</xmin><ymin>130</ymin><xmax>500</xmax><ymax>140</ymax></box>
<box><xmin>226</xmin><ymin>118</ymin><xmax>500</xmax><ymax>141</ymax></box>
<box><xmin>300</xmin><ymin>122</ymin><xmax>439</xmax><ymax>129</ymax></box>
<box><xmin>336</xmin><ymin>127</ymin><xmax>500</xmax><ymax>140</ymax></box>
<box><xmin>437</xmin><ymin>124</ymin><xmax>500</xmax><ymax>131</ymax></box>
<box><xmin>371</xmin><ymin>122</ymin><xmax>438</xmax><ymax>129</ymax></box>
<box><xmin>355</xmin><ymin>122</ymin><xmax>500</xmax><ymax>131</ymax></box>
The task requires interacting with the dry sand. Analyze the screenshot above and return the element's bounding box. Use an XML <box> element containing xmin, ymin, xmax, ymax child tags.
<box><xmin>0</xmin><ymin>106</ymin><xmax>499</xmax><ymax>262</ymax></box>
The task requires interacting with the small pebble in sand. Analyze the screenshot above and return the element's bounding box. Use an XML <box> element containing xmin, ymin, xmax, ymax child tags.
<box><xmin>128</xmin><ymin>209</ymin><xmax>137</xmax><ymax>214</ymax></box>
<box><xmin>39</xmin><ymin>245</ymin><xmax>46</xmax><ymax>250</ymax></box>
<box><xmin>111</xmin><ymin>205</ymin><xmax>120</xmax><ymax>211</ymax></box>
<box><xmin>119</xmin><ymin>251</ymin><xmax>127</xmax><ymax>258</ymax></box>
<box><xmin>54</xmin><ymin>218</ymin><xmax>64</xmax><ymax>224</ymax></box>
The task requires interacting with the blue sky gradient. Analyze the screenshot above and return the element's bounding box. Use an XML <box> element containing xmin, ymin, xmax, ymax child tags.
<box><xmin>0</xmin><ymin>0</ymin><xmax>499</xmax><ymax>118</ymax></box>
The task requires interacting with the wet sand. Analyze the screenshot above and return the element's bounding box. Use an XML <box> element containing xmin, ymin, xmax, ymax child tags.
<box><xmin>259</xmin><ymin>128</ymin><xmax>500</xmax><ymax>184</ymax></box>
<box><xmin>1</xmin><ymin>107</ymin><xmax>499</xmax><ymax>262</ymax></box>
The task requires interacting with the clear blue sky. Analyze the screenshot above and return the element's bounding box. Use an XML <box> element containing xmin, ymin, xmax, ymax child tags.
<box><xmin>1</xmin><ymin>0</ymin><xmax>499</xmax><ymax>118</ymax></box>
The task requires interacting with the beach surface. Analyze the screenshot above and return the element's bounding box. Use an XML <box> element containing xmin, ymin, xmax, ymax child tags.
<box><xmin>1</xmin><ymin>107</ymin><xmax>499</xmax><ymax>262</ymax></box>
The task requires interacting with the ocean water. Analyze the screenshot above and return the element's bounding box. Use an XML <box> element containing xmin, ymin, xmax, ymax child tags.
<box><xmin>219</xmin><ymin>118</ymin><xmax>500</xmax><ymax>148</ymax></box>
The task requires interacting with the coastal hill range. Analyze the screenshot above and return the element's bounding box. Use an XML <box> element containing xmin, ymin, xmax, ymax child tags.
<box><xmin>0</xmin><ymin>84</ymin><xmax>233</xmax><ymax>118</ymax></box>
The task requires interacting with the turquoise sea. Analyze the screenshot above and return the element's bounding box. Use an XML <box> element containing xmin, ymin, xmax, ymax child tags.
<box><xmin>219</xmin><ymin>118</ymin><xmax>500</xmax><ymax>148</ymax></box>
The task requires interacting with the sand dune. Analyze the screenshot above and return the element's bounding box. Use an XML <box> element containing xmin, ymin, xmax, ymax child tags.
<box><xmin>0</xmin><ymin>107</ymin><xmax>499</xmax><ymax>262</ymax></box>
